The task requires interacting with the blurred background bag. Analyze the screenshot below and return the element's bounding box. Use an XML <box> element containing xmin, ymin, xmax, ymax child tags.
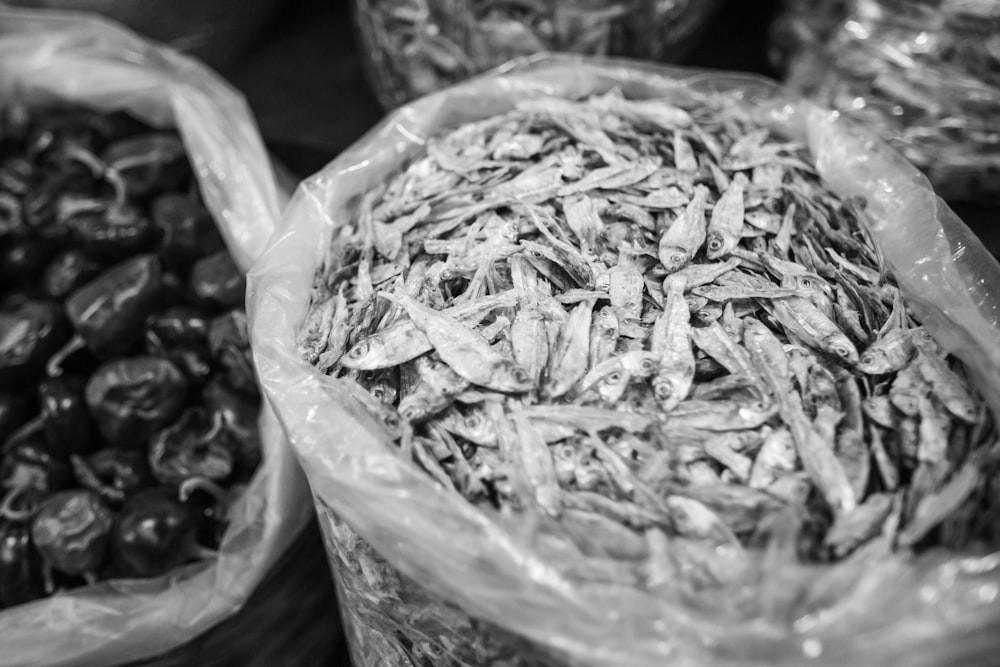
<box><xmin>772</xmin><ymin>0</ymin><xmax>1000</xmax><ymax>205</ymax></box>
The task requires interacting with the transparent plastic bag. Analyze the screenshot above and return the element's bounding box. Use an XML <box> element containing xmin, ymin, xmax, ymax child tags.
<box><xmin>0</xmin><ymin>10</ymin><xmax>312</xmax><ymax>666</ymax></box>
<box><xmin>773</xmin><ymin>0</ymin><xmax>1000</xmax><ymax>205</ymax></box>
<box><xmin>249</xmin><ymin>55</ymin><xmax>1000</xmax><ymax>666</ymax></box>
<box><xmin>352</xmin><ymin>0</ymin><xmax>725</xmax><ymax>109</ymax></box>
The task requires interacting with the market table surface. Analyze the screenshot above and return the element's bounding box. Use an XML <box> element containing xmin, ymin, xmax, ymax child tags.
<box><xmin>202</xmin><ymin>0</ymin><xmax>1000</xmax><ymax>665</ymax></box>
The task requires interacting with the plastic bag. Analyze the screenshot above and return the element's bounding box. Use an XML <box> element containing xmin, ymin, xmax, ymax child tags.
<box><xmin>0</xmin><ymin>10</ymin><xmax>312</xmax><ymax>666</ymax></box>
<box><xmin>0</xmin><ymin>0</ymin><xmax>283</xmax><ymax>67</ymax></box>
<box><xmin>249</xmin><ymin>55</ymin><xmax>1000</xmax><ymax>666</ymax></box>
<box><xmin>352</xmin><ymin>0</ymin><xmax>725</xmax><ymax>109</ymax></box>
<box><xmin>773</xmin><ymin>0</ymin><xmax>1000</xmax><ymax>205</ymax></box>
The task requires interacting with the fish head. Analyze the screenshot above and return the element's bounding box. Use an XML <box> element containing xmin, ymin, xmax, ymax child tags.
<box><xmin>596</xmin><ymin>368</ymin><xmax>631</xmax><ymax>403</ymax></box>
<box><xmin>342</xmin><ymin>336</ymin><xmax>382</xmax><ymax>369</ymax></box>
<box><xmin>945</xmin><ymin>398</ymin><xmax>979</xmax><ymax>423</ymax></box>
<box><xmin>659</xmin><ymin>247</ymin><xmax>689</xmax><ymax>275</ymax></box>
<box><xmin>398</xmin><ymin>394</ymin><xmax>433</xmax><ymax>423</ymax></box>
<box><xmin>857</xmin><ymin>348</ymin><xmax>890</xmax><ymax>375</ymax></box>
<box><xmin>694</xmin><ymin>305</ymin><xmax>722</xmax><ymax>325</ymax></box>
<box><xmin>489</xmin><ymin>360</ymin><xmax>535</xmax><ymax>393</ymax></box>
<box><xmin>628</xmin><ymin>353</ymin><xmax>660</xmax><ymax>379</ymax></box>
<box><xmin>652</xmin><ymin>375</ymin><xmax>684</xmax><ymax>411</ymax></box>
<box><xmin>369</xmin><ymin>382</ymin><xmax>398</xmax><ymax>405</ymax></box>
<box><xmin>824</xmin><ymin>334</ymin><xmax>860</xmax><ymax>366</ymax></box>
<box><xmin>705</xmin><ymin>232</ymin><xmax>726</xmax><ymax>259</ymax></box>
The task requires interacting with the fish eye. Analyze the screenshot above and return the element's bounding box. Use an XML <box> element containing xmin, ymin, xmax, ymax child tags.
<box><xmin>371</xmin><ymin>387</ymin><xmax>386</xmax><ymax>400</ymax></box>
<box><xmin>653</xmin><ymin>381</ymin><xmax>672</xmax><ymax>399</ymax></box>
<box><xmin>671</xmin><ymin>252</ymin><xmax>686</xmax><ymax>264</ymax></box>
<box><xmin>604</xmin><ymin>372</ymin><xmax>623</xmax><ymax>384</ymax></box>
<box><xmin>348</xmin><ymin>342</ymin><xmax>368</xmax><ymax>358</ymax></box>
<box><xmin>751</xmin><ymin>401</ymin><xmax>767</xmax><ymax>411</ymax></box>
<box><xmin>511</xmin><ymin>366</ymin><xmax>531</xmax><ymax>384</ymax></box>
<box><xmin>860</xmin><ymin>353</ymin><xmax>874</xmax><ymax>366</ymax></box>
<box><xmin>400</xmin><ymin>404</ymin><xmax>422</xmax><ymax>420</ymax></box>
<box><xmin>362</xmin><ymin>370</ymin><xmax>378</xmax><ymax>381</ymax></box>
<box><xmin>640</xmin><ymin>359</ymin><xmax>657</xmax><ymax>373</ymax></box>
<box><xmin>707</xmin><ymin>237</ymin><xmax>723</xmax><ymax>252</ymax></box>
<box><xmin>465</xmin><ymin>414</ymin><xmax>482</xmax><ymax>428</ymax></box>
<box><xmin>835</xmin><ymin>346</ymin><xmax>851</xmax><ymax>358</ymax></box>
<box><xmin>383</xmin><ymin>415</ymin><xmax>400</xmax><ymax>430</ymax></box>
<box><xmin>697</xmin><ymin>310</ymin><xmax>711</xmax><ymax>319</ymax></box>
<box><xmin>800</xmin><ymin>278</ymin><xmax>813</xmax><ymax>288</ymax></box>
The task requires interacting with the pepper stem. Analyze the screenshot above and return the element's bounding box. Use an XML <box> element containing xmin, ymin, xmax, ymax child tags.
<box><xmin>41</xmin><ymin>561</ymin><xmax>55</xmax><ymax>596</ymax></box>
<box><xmin>46</xmin><ymin>334</ymin><xmax>86</xmax><ymax>377</ymax></box>
<box><xmin>178</xmin><ymin>476</ymin><xmax>231</xmax><ymax>517</ymax></box>
<box><xmin>0</xmin><ymin>485</ymin><xmax>35</xmax><ymax>522</ymax></box>
<box><xmin>2</xmin><ymin>416</ymin><xmax>42</xmax><ymax>452</ymax></box>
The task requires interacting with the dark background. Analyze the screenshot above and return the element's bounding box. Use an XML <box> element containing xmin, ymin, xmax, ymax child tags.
<box><xmin>165</xmin><ymin>0</ymin><xmax>997</xmax><ymax>664</ymax></box>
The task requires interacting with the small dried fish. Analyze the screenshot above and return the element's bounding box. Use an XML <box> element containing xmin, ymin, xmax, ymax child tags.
<box><xmin>299</xmin><ymin>90</ymin><xmax>995</xmax><ymax>637</ymax></box>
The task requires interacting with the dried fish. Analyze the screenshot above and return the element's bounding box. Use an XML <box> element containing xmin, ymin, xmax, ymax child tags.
<box><xmin>299</xmin><ymin>90</ymin><xmax>996</xmax><ymax>646</ymax></box>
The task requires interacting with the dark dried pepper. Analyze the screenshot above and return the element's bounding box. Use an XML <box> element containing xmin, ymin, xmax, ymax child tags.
<box><xmin>111</xmin><ymin>488</ymin><xmax>201</xmax><ymax>578</ymax></box>
<box><xmin>208</xmin><ymin>309</ymin><xmax>257</xmax><ymax>395</ymax></box>
<box><xmin>71</xmin><ymin>448</ymin><xmax>152</xmax><ymax>505</ymax></box>
<box><xmin>84</xmin><ymin>356</ymin><xmax>188</xmax><ymax>447</ymax></box>
<box><xmin>38</xmin><ymin>375</ymin><xmax>100</xmax><ymax>458</ymax></box>
<box><xmin>152</xmin><ymin>192</ymin><xmax>224</xmax><ymax>269</ymax></box>
<box><xmin>57</xmin><ymin>254</ymin><xmax>163</xmax><ymax>365</ymax></box>
<box><xmin>42</xmin><ymin>250</ymin><xmax>104</xmax><ymax>300</ymax></box>
<box><xmin>0</xmin><ymin>521</ymin><xmax>43</xmax><ymax>609</ymax></box>
<box><xmin>145</xmin><ymin>306</ymin><xmax>213</xmax><ymax>383</ymax></box>
<box><xmin>0</xmin><ymin>298</ymin><xmax>70</xmax><ymax>390</ymax></box>
<box><xmin>190</xmin><ymin>250</ymin><xmax>245</xmax><ymax>308</ymax></box>
<box><xmin>31</xmin><ymin>490</ymin><xmax>113</xmax><ymax>579</ymax></box>
<box><xmin>148</xmin><ymin>407</ymin><xmax>235</xmax><ymax>485</ymax></box>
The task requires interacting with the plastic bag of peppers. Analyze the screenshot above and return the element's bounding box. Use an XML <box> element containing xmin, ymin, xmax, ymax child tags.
<box><xmin>0</xmin><ymin>10</ymin><xmax>312</xmax><ymax>666</ymax></box>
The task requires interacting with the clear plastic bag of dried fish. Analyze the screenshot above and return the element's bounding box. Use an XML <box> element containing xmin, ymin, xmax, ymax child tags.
<box><xmin>249</xmin><ymin>56</ymin><xmax>1000</xmax><ymax>666</ymax></box>
<box><xmin>353</xmin><ymin>0</ymin><xmax>725</xmax><ymax>108</ymax></box>
<box><xmin>772</xmin><ymin>0</ymin><xmax>1000</xmax><ymax>205</ymax></box>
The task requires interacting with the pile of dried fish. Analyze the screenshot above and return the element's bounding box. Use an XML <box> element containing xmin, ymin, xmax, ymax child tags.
<box><xmin>777</xmin><ymin>0</ymin><xmax>1000</xmax><ymax>204</ymax></box>
<box><xmin>298</xmin><ymin>88</ymin><xmax>999</xmax><ymax>661</ymax></box>
<box><xmin>352</xmin><ymin>0</ymin><xmax>723</xmax><ymax>108</ymax></box>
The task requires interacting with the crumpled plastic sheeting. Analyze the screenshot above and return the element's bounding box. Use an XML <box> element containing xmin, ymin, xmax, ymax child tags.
<box><xmin>0</xmin><ymin>10</ymin><xmax>312</xmax><ymax>667</ymax></box>
<box><xmin>773</xmin><ymin>0</ymin><xmax>1000</xmax><ymax>205</ymax></box>
<box><xmin>249</xmin><ymin>55</ymin><xmax>1000</xmax><ymax>667</ymax></box>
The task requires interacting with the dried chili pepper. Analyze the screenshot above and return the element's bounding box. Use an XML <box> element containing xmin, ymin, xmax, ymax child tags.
<box><xmin>189</xmin><ymin>250</ymin><xmax>245</xmax><ymax>308</ymax></box>
<box><xmin>145</xmin><ymin>306</ymin><xmax>213</xmax><ymax>383</ymax></box>
<box><xmin>0</xmin><ymin>521</ymin><xmax>43</xmax><ymax>609</ymax></box>
<box><xmin>208</xmin><ymin>309</ymin><xmax>257</xmax><ymax>395</ymax></box>
<box><xmin>38</xmin><ymin>375</ymin><xmax>100</xmax><ymax>458</ymax></box>
<box><xmin>0</xmin><ymin>393</ymin><xmax>31</xmax><ymax>446</ymax></box>
<box><xmin>202</xmin><ymin>379</ymin><xmax>261</xmax><ymax>480</ymax></box>
<box><xmin>101</xmin><ymin>133</ymin><xmax>189</xmax><ymax>199</ymax></box>
<box><xmin>52</xmin><ymin>254</ymin><xmax>163</xmax><ymax>370</ymax></box>
<box><xmin>71</xmin><ymin>448</ymin><xmax>152</xmax><ymax>505</ymax></box>
<box><xmin>31</xmin><ymin>490</ymin><xmax>113</xmax><ymax>584</ymax></box>
<box><xmin>65</xmin><ymin>204</ymin><xmax>159</xmax><ymax>261</ymax></box>
<box><xmin>41</xmin><ymin>249</ymin><xmax>104</xmax><ymax>300</ymax></box>
<box><xmin>0</xmin><ymin>298</ymin><xmax>70</xmax><ymax>390</ymax></box>
<box><xmin>0</xmin><ymin>437</ymin><xmax>71</xmax><ymax>522</ymax></box>
<box><xmin>111</xmin><ymin>488</ymin><xmax>203</xmax><ymax>578</ymax></box>
<box><xmin>84</xmin><ymin>356</ymin><xmax>188</xmax><ymax>447</ymax></box>
<box><xmin>0</xmin><ymin>237</ymin><xmax>52</xmax><ymax>285</ymax></box>
<box><xmin>148</xmin><ymin>407</ymin><xmax>235</xmax><ymax>485</ymax></box>
<box><xmin>152</xmin><ymin>192</ymin><xmax>224</xmax><ymax>269</ymax></box>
